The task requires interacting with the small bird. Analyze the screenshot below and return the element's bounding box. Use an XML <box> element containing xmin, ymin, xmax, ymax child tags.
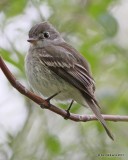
<box><xmin>25</xmin><ymin>21</ymin><xmax>114</xmax><ymax>140</ymax></box>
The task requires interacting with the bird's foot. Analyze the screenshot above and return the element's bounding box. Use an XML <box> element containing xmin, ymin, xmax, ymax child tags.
<box><xmin>40</xmin><ymin>91</ymin><xmax>61</xmax><ymax>109</ymax></box>
<box><xmin>64</xmin><ymin>100</ymin><xmax>74</xmax><ymax>119</ymax></box>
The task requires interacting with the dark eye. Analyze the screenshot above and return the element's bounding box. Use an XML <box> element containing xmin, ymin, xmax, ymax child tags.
<box><xmin>43</xmin><ymin>32</ymin><xmax>50</xmax><ymax>38</ymax></box>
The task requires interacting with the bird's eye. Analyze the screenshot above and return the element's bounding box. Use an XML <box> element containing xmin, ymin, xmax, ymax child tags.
<box><xmin>43</xmin><ymin>32</ymin><xmax>50</xmax><ymax>38</ymax></box>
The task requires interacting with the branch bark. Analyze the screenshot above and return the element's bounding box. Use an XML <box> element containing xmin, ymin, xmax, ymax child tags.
<box><xmin>0</xmin><ymin>56</ymin><xmax>128</xmax><ymax>122</ymax></box>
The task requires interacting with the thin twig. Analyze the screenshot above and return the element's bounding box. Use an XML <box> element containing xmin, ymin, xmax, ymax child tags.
<box><xmin>0</xmin><ymin>56</ymin><xmax>128</xmax><ymax>122</ymax></box>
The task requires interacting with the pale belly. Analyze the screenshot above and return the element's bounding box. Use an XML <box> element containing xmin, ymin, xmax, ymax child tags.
<box><xmin>25</xmin><ymin>55</ymin><xmax>85</xmax><ymax>105</ymax></box>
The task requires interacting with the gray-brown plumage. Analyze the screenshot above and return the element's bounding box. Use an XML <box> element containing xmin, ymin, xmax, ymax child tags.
<box><xmin>25</xmin><ymin>21</ymin><xmax>114</xmax><ymax>140</ymax></box>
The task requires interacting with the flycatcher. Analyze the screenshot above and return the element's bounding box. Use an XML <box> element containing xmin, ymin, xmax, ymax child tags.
<box><xmin>25</xmin><ymin>21</ymin><xmax>114</xmax><ymax>140</ymax></box>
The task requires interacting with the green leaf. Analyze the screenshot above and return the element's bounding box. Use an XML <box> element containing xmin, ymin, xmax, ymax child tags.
<box><xmin>45</xmin><ymin>134</ymin><xmax>61</xmax><ymax>155</ymax></box>
<box><xmin>1</xmin><ymin>48</ymin><xmax>18</xmax><ymax>67</ymax></box>
<box><xmin>0</xmin><ymin>48</ymin><xmax>24</xmax><ymax>73</ymax></box>
<box><xmin>98</xmin><ymin>12</ymin><xmax>118</xmax><ymax>37</ymax></box>
<box><xmin>0</xmin><ymin>0</ymin><xmax>27</xmax><ymax>18</ymax></box>
<box><xmin>88</xmin><ymin>0</ymin><xmax>114</xmax><ymax>17</ymax></box>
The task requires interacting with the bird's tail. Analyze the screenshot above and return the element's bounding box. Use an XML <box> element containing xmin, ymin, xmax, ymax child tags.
<box><xmin>85</xmin><ymin>98</ymin><xmax>114</xmax><ymax>140</ymax></box>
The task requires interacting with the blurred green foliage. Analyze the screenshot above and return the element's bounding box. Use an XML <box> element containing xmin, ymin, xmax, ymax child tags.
<box><xmin>0</xmin><ymin>0</ymin><xmax>27</xmax><ymax>17</ymax></box>
<box><xmin>0</xmin><ymin>0</ymin><xmax>128</xmax><ymax>160</ymax></box>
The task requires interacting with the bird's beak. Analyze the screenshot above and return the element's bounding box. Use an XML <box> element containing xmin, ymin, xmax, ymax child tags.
<box><xmin>27</xmin><ymin>38</ymin><xmax>38</xmax><ymax>44</ymax></box>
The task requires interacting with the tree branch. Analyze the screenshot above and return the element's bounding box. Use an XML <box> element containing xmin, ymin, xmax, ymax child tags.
<box><xmin>0</xmin><ymin>56</ymin><xmax>128</xmax><ymax>122</ymax></box>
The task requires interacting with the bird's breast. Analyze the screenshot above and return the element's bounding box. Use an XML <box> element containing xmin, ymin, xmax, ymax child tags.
<box><xmin>25</xmin><ymin>52</ymin><xmax>72</xmax><ymax>101</ymax></box>
<box><xmin>25</xmin><ymin>48</ymin><xmax>85</xmax><ymax>105</ymax></box>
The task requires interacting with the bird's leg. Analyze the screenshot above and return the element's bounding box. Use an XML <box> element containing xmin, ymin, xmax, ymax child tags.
<box><xmin>40</xmin><ymin>91</ymin><xmax>61</xmax><ymax>108</ymax></box>
<box><xmin>46</xmin><ymin>91</ymin><xmax>61</xmax><ymax>102</ymax></box>
<box><xmin>64</xmin><ymin>100</ymin><xmax>74</xmax><ymax>119</ymax></box>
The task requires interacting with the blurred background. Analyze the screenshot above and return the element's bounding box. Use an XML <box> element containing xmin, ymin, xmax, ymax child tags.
<box><xmin>0</xmin><ymin>0</ymin><xmax>128</xmax><ymax>159</ymax></box>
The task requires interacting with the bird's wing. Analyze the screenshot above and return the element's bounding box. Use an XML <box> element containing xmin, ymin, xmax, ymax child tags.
<box><xmin>37</xmin><ymin>44</ymin><xmax>114</xmax><ymax>140</ymax></box>
<box><xmin>38</xmin><ymin>44</ymin><xmax>96</xmax><ymax>101</ymax></box>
